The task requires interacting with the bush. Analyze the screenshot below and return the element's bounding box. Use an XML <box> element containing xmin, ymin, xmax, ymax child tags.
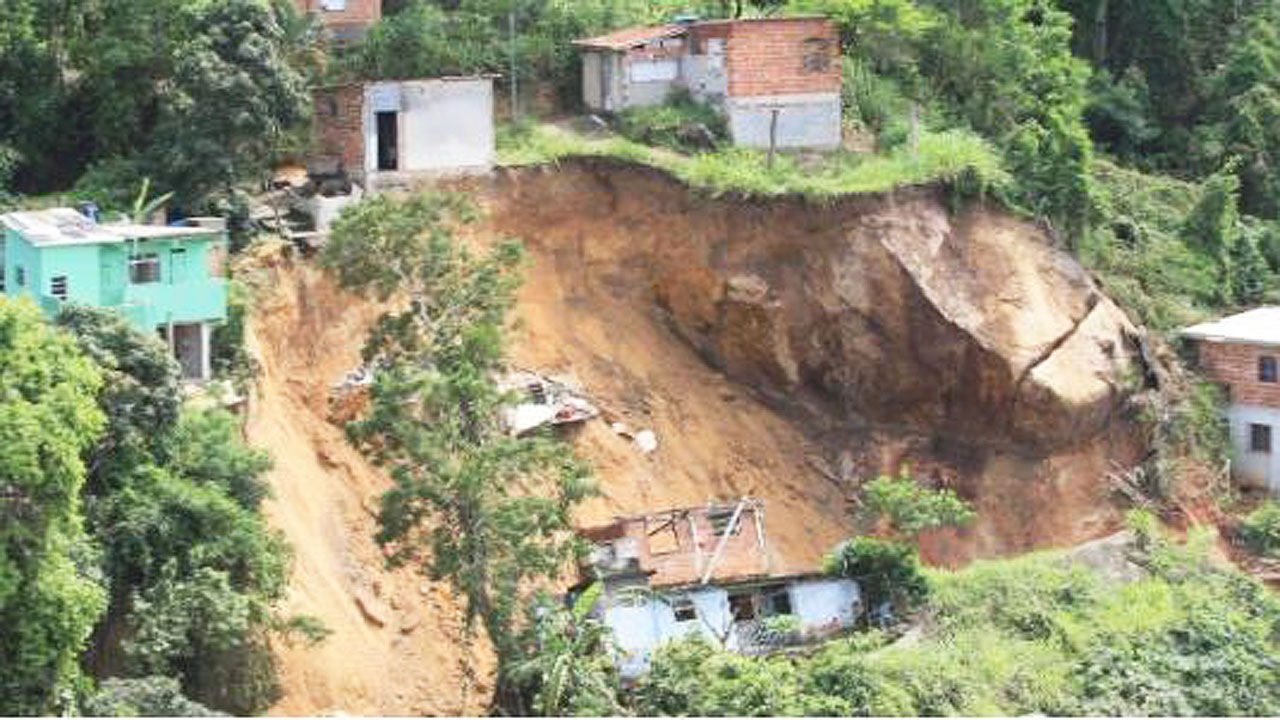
<box><xmin>825</xmin><ymin>537</ymin><xmax>928</xmax><ymax>621</ymax></box>
<box><xmin>83</xmin><ymin>676</ymin><xmax>221</xmax><ymax>717</ymax></box>
<box><xmin>614</xmin><ymin>91</ymin><xmax>727</xmax><ymax>153</ymax></box>
<box><xmin>1239</xmin><ymin>501</ymin><xmax>1280</xmax><ymax>557</ymax></box>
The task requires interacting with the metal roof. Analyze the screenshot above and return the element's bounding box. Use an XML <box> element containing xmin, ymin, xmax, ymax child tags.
<box><xmin>1</xmin><ymin>208</ymin><xmax>220</xmax><ymax>248</ymax></box>
<box><xmin>573</xmin><ymin>24</ymin><xmax>687</xmax><ymax>50</ymax></box>
<box><xmin>1182</xmin><ymin>307</ymin><xmax>1280</xmax><ymax>347</ymax></box>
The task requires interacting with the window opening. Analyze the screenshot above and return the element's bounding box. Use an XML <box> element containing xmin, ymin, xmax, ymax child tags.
<box><xmin>129</xmin><ymin>253</ymin><xmax>160</xmax><ymax>284</ymax></box>
<box><xmin>1250</xmin><ymin>423</ymin><xmax>1272</xmax><ymax>453</ymax></box>
<box><xmin>1260</xmin><ymin>356</ymin><xmax>1277</xmax><ymax>383</ymax></box>
<box><xmin>728</xmin><ymin>593</ymin><xmax>756</xmax><ymax>621</ymax></box>
<box><xmin>672</xmin><ymin>598</ymin><xmax>697</xmax><ymax>622</ymax></box>
<box><xmin>50</xmin><ymin>275</ymin><xmax>67</xmax><ymax>300</ymax></box>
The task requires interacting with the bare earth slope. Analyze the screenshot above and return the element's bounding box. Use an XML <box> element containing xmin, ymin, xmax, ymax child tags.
<box><xmin>246</xmin><ymin>161</ymin><xmax>1147</xmax><ymax>713</ymax></box>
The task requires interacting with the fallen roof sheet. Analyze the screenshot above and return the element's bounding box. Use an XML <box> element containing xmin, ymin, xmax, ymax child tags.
<box><xmin>573</xmin><ymin>24</ymin><xmax>686</xmax><ymax>50</ymax></box>
<box><xmin>1182</xmin><ymin>306</ymin><xmax>1280</xmax><ymax>347</ymax></box>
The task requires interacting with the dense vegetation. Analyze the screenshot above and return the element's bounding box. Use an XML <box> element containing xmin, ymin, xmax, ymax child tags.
<box><xmin>319</xmin><ymin>192</ymin><xmax>596</xmax><ymax>713</ymax></box>
<box><xmin>0</xmin><ymin>301</ymin><xmax>308</xmax><ymax>715</ymax></box>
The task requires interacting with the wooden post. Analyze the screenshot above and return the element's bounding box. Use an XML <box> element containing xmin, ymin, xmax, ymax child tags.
<box><xmin>767</xmin><ymin>108</ymin><xmax>780</xmax><ymax>168</ymax></box>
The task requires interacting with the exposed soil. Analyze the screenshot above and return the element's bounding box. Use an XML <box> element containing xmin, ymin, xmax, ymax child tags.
<box><xmin>244</xmin><ymin>160</ymin><xmax>1148</xmax><ymax>713</ymax></box>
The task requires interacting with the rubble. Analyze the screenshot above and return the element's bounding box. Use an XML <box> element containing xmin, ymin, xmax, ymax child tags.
<box><xmin>499</xmin><ymin>370</ymin><xmax>600</xmax><ymax>436</ymax></box>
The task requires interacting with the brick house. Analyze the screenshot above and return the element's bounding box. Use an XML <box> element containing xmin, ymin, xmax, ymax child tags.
<box><xmin>294</xmin><ymin>0</ymin><xmax>381</xmax><ymax>42</ymax></box>
<box><xmin>311</xmin><ymin>77</ymin><xmax>496</xmax><ymax>189</ymax></box>
<box><xmin>1184</xmin><ymin>307</ymin><xmax>1280</xmax><ymax>495</ymax></box>
<box><xmin>574</xmin><ymin>17</ymin><xmax>842</xmax><ymax>150</ymax></box>
<box><xmin>577</xmin><ymin>499</ymin><xmax>860</xmax><ymax>679</ymax></box>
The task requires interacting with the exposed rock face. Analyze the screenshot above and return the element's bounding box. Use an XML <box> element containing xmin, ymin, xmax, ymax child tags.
<box><xmin>490</xmin><ymin>159</ymin><xmax>1138</xmax><ymax>454</ymax></box>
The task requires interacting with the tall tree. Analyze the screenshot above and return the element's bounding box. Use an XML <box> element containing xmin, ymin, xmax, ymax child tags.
<box><xmin>319</xmin><ymin>192</ymin><xmax>594</xmax><ymax>711</ymax></box>
<box><xmin>0</xmin><ymin>299</ymin><xmax>107</xmax><ymax>714</ymax></box>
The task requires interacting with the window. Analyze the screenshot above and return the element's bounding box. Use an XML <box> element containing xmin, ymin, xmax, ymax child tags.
<box><xmin>169</xmin><ymin>248</ymin><xmax>187</xmax><ymax>284</ymax></box>
<box><xmin>761</xmin><ymin>585</ymin><xmax>792</xmax><ymax>616</ymax></box>
<box><xmin>728</xmin><ymin>592</ymin><xmax>755</xmax><ymax>621</ymax></box>
<box><xmin>49</xmin><ymin>276</ymin><xmax>67</xmax><ymax>300</ymax></box>
<box><xmin>15</xmin><ymin>265</ymin><xmax>25</xmax><ymax>287</ymax></box>
<box><xmin>1250</xmin><ymin>423</ymin><xmax>1272</xmax><ymax>453</ymax></box>
<box><xmin>129</xmin><ymin>253</ymin><xmax>160</xmax><ymax>284</ymax></box>
<box><xmin>1260</xmin><ymin>356</ymin><xmax>1277</xmax><ymax>383</ymax></box>
<box><xmin>802</xmin><ymin>38</ymin><xmax>832</xmax><ymax>73</ymax></box>
<box><xmin>708</xmin><ymin>509</ymin><xmax>742</xmax><ymax>537</ymax></box>
<box><xmin>672</xmin><ymin>598</ymin><xmax>697</xmax><ymax>622</ymax></box>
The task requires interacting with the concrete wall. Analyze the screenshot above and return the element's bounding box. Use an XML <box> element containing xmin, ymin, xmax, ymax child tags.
<box><xmin>1227</xmin><ymin>404</ymin><xmax>1280</xmax><ymax>495</ymax></box>
<box><xmin>790</xmin><ymin>578</ymin><xmax>861</xmax><ymax>634</ymax></box>
<box><xmin>362</xmin><ymin>78</ymin><xmax>495</xmax><ymax>180</ymax></box>
<box><xmin>727</xmin><ymin>92</ymin><xmax>842</xmax><ymax>149</ymax></box>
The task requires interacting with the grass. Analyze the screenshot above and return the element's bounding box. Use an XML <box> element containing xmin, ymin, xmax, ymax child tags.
<box><xmin>497</xmin><ymin>121</ymin><xmax>1009</xmax><ymax>200</ymax></box>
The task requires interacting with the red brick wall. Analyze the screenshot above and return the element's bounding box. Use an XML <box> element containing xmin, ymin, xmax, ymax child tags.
<box><xmin>312</xmin><ymin>85</ymin><xmax>364</xmax><ymax>174</ymax></box>
<box><xmin>620</xmin><ymin>508</ymin><xmax>770</xmax><ymax>588</ymax></box>
<box><xmin>294</xmin><ymin>0</ymin><xmax>380</xmax><ymax>33</ymax></box>
<box><xmin>1197</xmin><ymin>340</ymin><xmax>1280</xmax><ymax>406</ymax></box>
<box><xmin>721</xmin><ymin>19</ymin><xmax>840</xmax><ymax>98</ymax></box>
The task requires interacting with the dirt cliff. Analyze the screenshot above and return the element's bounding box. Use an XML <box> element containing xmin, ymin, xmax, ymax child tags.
<box><xmin>246</xmin><ymin>160</ymin><xmax>1147</xmax><ymax>713</ymax></box>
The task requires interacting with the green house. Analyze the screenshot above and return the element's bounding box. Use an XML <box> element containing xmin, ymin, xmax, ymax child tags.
<box><xmin>1</xmin><ymin>207</ymin><xmax>228</xmax><ymax>380</ymax></box>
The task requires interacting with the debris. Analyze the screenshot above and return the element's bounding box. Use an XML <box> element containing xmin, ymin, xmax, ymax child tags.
<box><xmin>354</xmin><ymin>586</ymin><xmax>391</xmax><ymax>627</ymax></box>
<box><xmin>399</xmin><ymin>609</ymin><xmax>423</xmax><ymax>635</ymax></box>
<box><xmin>500</xmin><ymin>370</ymin><xmax>600</xmax><ymax>436</ymax></box>
<box><xmin>634</xmin><ymin>430</ymin><xmax>658</xmax><ymax>454</ymax></box>
<box><xmin>610</xmin><ymin>421</ymin><xmax>634</xmax><ymax>438</ymax></box>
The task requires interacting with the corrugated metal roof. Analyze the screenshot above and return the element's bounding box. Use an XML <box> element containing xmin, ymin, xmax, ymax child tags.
<box><xmin>1183</xmin><ymin>307</ymin><xmax>1280</xmax><ymax>346</ymax></box>
<box><xmin>1</xmin><ymin>208</ymin><xmax>220</xmax><ymax>248</ymax></box>
<box><xmin>573</xmin><ymin>24</ymin><xmax>687</xmax><ymax>50</ymax></box>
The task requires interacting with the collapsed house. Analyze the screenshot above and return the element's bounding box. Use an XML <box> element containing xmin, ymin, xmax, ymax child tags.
<box><xmin>577</xmin><ymin>499</ymin><xmax>861</xmax><ymax>679</ymax></box>
<box><xmin>573</xmin><ymin>17</ymin><xmax>842</xmax><ymax>150</ymax></box>
<box><xmin>500</xmin><ymin>370</ymin><xmax>600</xmax><ymax>436</ymax></box>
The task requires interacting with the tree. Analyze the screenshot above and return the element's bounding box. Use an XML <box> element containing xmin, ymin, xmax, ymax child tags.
<box><xmin>319</xmin><ymin>192</ymin><xmax>594</xmax><ymax>712</ymax></box>
<box><xmin>0</xmin><ymin>298</ymin><xmax>107</xmax><ymax>714</ymax></box>
<box><xmin>83</xmin><ymin>676</ymin><xmax>222</xmax><ymax>717</ymax></box>
<box><xmin>826</xmin><ymin>537</ymin><xmax>929</xmax><ymax>624</ymax></box>
<box><xmin>512</xmin><ymin>584</ymin><xmax>622</xmax><ymax>716</ymax></box>
<box><xmin>854</xmin><ymin>468</ymin><xmax>975</xmax><ymax>540</ymax></box>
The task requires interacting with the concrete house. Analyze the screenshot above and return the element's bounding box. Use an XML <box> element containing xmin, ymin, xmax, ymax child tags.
<box><xmin>293</xmin><ymin>0</ymin><xmax>381</xmax><ymax>43</ymax></box>
<box><xmin>1184</xmin><ymin>307</ymin><xmax>1280</xmax><ymax>495</ymax></box>
<box><xmin>1</xmin><ymin>208</ymin><xmax>228</xmax><ymax>381</ymax></box>
<box><xmin>574</xmin><ymin>17</ymin><xmax>842</xmax><ymax>150</ymax></box>
<box><xmin>577</xmin><ymin>499</ymin><xmax>861</xmax><ymax>680</ymax></box>
<box><xmin>311</xmin><ymin>77</ymin><xmax>496</xmax><ymax>190</ymax></box>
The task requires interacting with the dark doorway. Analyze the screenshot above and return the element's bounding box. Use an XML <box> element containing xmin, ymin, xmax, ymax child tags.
<box><xmin>375</xmin><ymin>111</ymin><xmax>398</xmax><ymax>170</ymax></box>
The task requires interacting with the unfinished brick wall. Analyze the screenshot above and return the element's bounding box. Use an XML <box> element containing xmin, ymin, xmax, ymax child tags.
<box><xmin>597</xmin><ymin>506</ymin><xmax>771</xmax><ymax>588</ymax></box>
<box><xmin>311</xmin><ymin>85</ymin><xmax>364</xmax><ymax>174</ymax></box>
<box><xmin>294</xmin><ymin>0</ymin><xmax>380</xmax><ymax>34</ymax></box>
<box><xmin>1197</xmin><ymin>340</ymin><xmax>1280</xmax><ymax>406</ymax></box>
<box><xmin>721</xmin><ymin>18</ymin><xmax>840</xmax><ymax>98</ymax></box>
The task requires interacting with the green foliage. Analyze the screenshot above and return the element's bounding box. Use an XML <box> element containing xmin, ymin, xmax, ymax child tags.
<box><xmin>615</xmin><ymin>91</ymin><xmax>727</xmax><ymax>153</ymax></box>
<box><xmin>54</xmin><ymin>304</ymin><xmax>295</xmax><ymax>714</ymax></box>
<box><xmin>1239</xmin><ymin>501</ymin><xmax>1280</xmax><ymax>557</ymax></box>
<box><xmin>629</xmin><ymin>526</ymin><xmax>1280</xmax><ymax>716</ymax></box>
<box><xmin>83</xmin><ymin>675</ymin><xmax>222</xmax><ymax>717</ymax></box>
<box><xmin>499</xmin><ymin>121</ymin><xmax>1008</xmax><ymax>199</ymax></box>
<box><xmin>855</xmin><ymin>469</ymin><xmax>975</xmax><ymax>538</ymax></box>
<box><xmin>825</xmin><ymin>537</ymin><xmax>928</xmax><ymax>620</ymax></box>
<box><xmin>3</xmin><ymin>0</ymin><xmax>312</xmax><ymax>209</ymax></box>
<box><xmin>158</xmin><ymin>409</ymin><xmax>273</xmax><ymax>510</ymax></box>
<box><xmin>513</xmin><ymin>584</ymin><xmax>622</xmax><ymax>716</ymax></box>
<box><xmin>0</xmin><ymin>298</ymin><xmax>107</xmax><ymax>714</ymax></box>
<box><xmin>319</xmin><ymin>191</ymin><xmax>594</xmax><ymax>711</ymax></box>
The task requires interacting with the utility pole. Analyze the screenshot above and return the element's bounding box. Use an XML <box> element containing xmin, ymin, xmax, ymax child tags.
<box><xmin>508</xmin><ymin>9</ymin><xmax>518</xmax><ymax>120</ymax></box>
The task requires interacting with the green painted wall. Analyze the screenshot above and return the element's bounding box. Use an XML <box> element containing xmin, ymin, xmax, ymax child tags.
<box><xmin>1</xmin><ymin>226</ymin><xmax>228</xmax><ymax>332</ymax></box>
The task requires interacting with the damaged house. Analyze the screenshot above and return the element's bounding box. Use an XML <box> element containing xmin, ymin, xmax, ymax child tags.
<box><xmin>577</xmin><ymin>499</ymin><xmax>860</xmax><ymax>680</ymax></box>
<box><xmin>311</xmin><ymin>76</ymin><xmax>497</xmax><ymax>191</ymax></box>
<box><xmin>0</xmin><ymin>207</ymin><xmax>227</xmax><ymax>381</ymax></box>
<box><xmin>574</xmin><ymin>17</ymin><xmax>842</xmax><ymax>150</ymax></box>
<box><xmin>292</xmin><ymin>0</ymin><xmax>381</xmax><ymax>44</ymax></box>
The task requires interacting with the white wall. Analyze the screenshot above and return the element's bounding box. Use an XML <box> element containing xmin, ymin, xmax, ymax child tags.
<box><xmin>727</xmin><ymin>92</ymin><xmax>842</xmax><ymax>150</ymax></box>
<box><xmin>790</xmin><ymin>578</ymin><xmax>860</xmax><ymax>633</ymax></box>
<box><xmin>1227</xmin><ymin>404</ymin><xmax>1280</xmax><ymax>495</ymax></box>
<box><xmin>362</xmin><ymin>78</ymin><xmax>495</xmax><ymax>177</ymax></box>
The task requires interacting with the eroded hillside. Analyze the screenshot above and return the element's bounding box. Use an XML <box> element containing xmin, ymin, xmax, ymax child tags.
<box><xmin>245</xmin><ymin>160</ymin><xmax>1149</xmax><ymax>713</ymax></box>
